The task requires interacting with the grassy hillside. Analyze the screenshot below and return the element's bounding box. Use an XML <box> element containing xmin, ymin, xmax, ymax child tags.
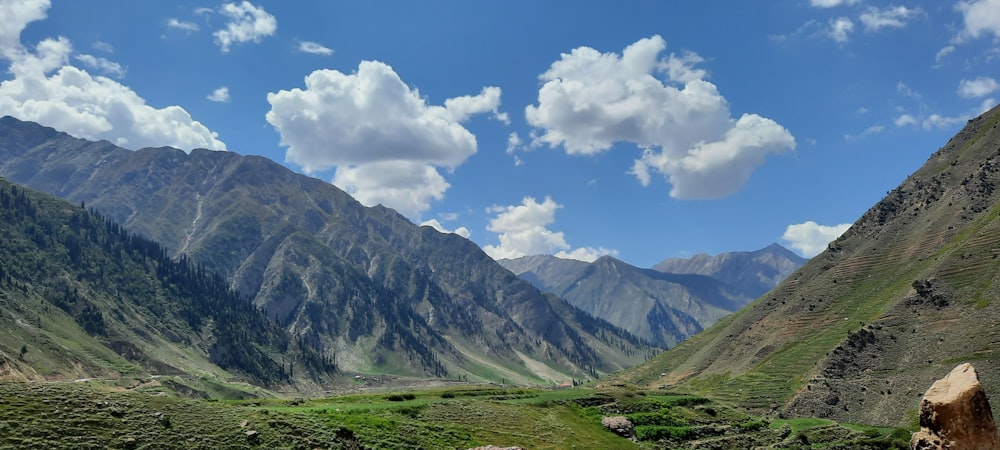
<box><xmin>612</xmin><ymin>104</ymin><xmax>1000</xmax><ymax>426</ymax></box>
<box><xmin>0</xmin><ymin>177</ymin><xmax>333</xmax><ymax>386</ymax></box>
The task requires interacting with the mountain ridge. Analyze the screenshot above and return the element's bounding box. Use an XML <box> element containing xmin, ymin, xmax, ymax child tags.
<box><xmin>0</xmin><ymin>116</ymin><xmax>651</xmax><ymax>384</ymax></box>
<box><xmin>613</xmin><ymin>103</ymin><xmax>1000</xmax><ymax>426</ymax></box>
<box><xmin>499</xmin><ymin>246</ymin><xmax>803</xmax><ymax>348</ymax></box>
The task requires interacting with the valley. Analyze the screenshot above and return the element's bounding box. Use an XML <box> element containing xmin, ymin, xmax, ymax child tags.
<box><xmin>1</xmin><ymin>103</ymin><xmax>1000</xmax><ymax>448</ymax></box>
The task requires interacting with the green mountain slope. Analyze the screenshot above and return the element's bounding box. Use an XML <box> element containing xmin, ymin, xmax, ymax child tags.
<box><xmin>0</xmin><ymin>117</ymin><xmax>651</xmax><ymax>384</ymax></box>
<box><xmin>0</xmin><ymin>178</ymin><xmax>332</xmax><ymax>385</ymax></box>
<box><xmin>614</xmin><ymin>104</ymin><xmax>1000</xmax><ymax>426</ymax></box>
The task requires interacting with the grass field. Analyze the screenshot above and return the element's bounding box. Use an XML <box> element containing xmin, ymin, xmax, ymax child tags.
<box><xmin>0</xmin><ymin>380</ymin><xmax>914</xmax><ymax>449</ymax></box>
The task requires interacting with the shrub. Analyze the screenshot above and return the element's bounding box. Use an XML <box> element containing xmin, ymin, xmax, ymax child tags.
<box><xmin>635</xmin><ymin>425</ymin><xmax>692</xmax><ymax>441</ymax></box>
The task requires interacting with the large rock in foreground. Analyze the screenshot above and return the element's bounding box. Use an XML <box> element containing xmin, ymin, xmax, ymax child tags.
<box><xmin>911</xmin><ymin>363</ymin><xmax>1000</xmax><ymax>450</ymax></box>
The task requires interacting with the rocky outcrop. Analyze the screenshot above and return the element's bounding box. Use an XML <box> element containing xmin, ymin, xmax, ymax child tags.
<box><xmin>602</xmin><ymin>415</ymin><xmax>636</xmax><ymax>440</ymax></box>
<box><xmin>911</xmin><ymin>363</ymin><xmax>1000</xmax><ymax>450</ymax></box>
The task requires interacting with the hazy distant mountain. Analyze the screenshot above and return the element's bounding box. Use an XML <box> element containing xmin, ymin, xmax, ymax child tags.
<box><xmin>0</xmin><ymin>116</ymin><xmax>651</xmax><ymax>384</ymax></box>
<box><xmin>615</xmin><ymin>104</ymin><xmax>1000</xmax><ymax>426</ymax></box>
<box><xmin>652</xmin><ymin>243</ymin><xmax>807</xmax><ymax>299</ymax></box>
<box><xmin>500</xmin><ymin>254</ymin><xmax>749</xmax><ymax>347</ymax></box>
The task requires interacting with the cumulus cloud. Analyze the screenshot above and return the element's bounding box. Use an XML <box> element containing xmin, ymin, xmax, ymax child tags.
<box><xmin>332</xmin><ymin>161</ymin><xmax>449</xmax><ymax>219</ymax></box>
<box><xmin>525</xmin><ymin>35</ymin><xmax>794</xmax><ymax>199</ymax></box>
<box><xmin>445</xmin><ymin>86</ymin><xmax>508</xmax><ymax>124</ymax></box>
<box><xmin>73</xmin><ymin>53</ymin><xmax>125</xmax><ymax>78</ymax></box>
<box><xmin>481</xmin><ymin>196</ymin><xmax>616</xmax><ymax>262</ymax></box>
<box><xmin>955</xmin><ymin>0</ymin><xmax>1000</xmax><ymax>42</ymax></box>
<box><xmin>781</xmin><ymin>221</ymin><xmax>851</xmax><ymax>258</ymax></box>
<box><xmin>214</xmin><ymin>1</ymin><xmax>276</xmax><ymax>52</ymax></box>
<box><xmin>420</xmin><ymin>218</ymin><xmax>471</xmax><ymax>239</ymax></box>
<box><xmin>207</xmin><ymin>86</ymin><xmax>230</xmax><ymax>103</ymax></box>
<box><xmin>0</xmin><ymin>0</ymin><xmax>49</xmax><ymax>56</ymax></box>
<box><xmin>266</xmin><ymin>60</ymin><xmax>504</xmax><ymax>219</ymax></box>
<box><xmin>297</xmin><ymin>40</ymin><xmax>333</xmax><ymax>56</ymax></box>
<box><xmin>959</xmin><ymin>76</ymin><xmax>999</xmax><ymax>98</ymax></box>
<box><xmin>859</xmin><ymin>6</ymin><xmax>922</xmax><ymax>32</ymax></box>
<box><xmin>0</xmin><ymin>3</ymin><xmax>226</xmax><ymax>151</ymax></box>
<box><xmin>810</xmin><ymin>0</ymin><xmax>859</xmax><ymax>7</ymax></box>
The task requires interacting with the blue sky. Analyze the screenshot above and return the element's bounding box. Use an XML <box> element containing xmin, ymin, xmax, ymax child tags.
<box><xmin>2</xmin><ymin>0</ymin><xmax>999</xmax><ymax>267</ymax></box>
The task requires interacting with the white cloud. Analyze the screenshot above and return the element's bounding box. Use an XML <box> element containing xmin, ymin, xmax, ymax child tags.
<box><xmin>827</xmin><ymin>17</ymin><xmax>855</xmax><ymax>43</ymax></box>
<box><xmin>266</xmin><ymin>60</ymin><xmax>502</xmax><ymax>219</ymax></box>
<box><xmin>91</xmin><ymin>40</ymin><xmax>113</xmax><ymax>53</ymax></box>
<box><xmin>844</xmin><ymin>124</ymin><xmax>884</xmax><ymax>141</ymax></box>
<box><xmin>481</xmin><ymin>196</ymin><xmax>616</xmax><ymax>262</ymax></box>
<box><xmin>213</xmin><ymin>1</ymin><xmax>276</xmax><ymax>52</ymax></box>
<box><xmin>959</xmin><ymin>76</ymin><xmax>999</xmax><ymax>98</ymax></box>
<box><xmin>207</xmin><ymin>86</ymin><xmax>230</xmax><ymax>103</ymax></box>
<box><xmin>896</xmin><ymin>81</ymin><xmax>921</xmax><ymax>99</ymax></box>
<box><xmin>955</xmin><ymin>0</ymin><xmax>1000</xmax><ymax>42</ymax></box>
<box><xmin>781</xmin><ymin>221</ymin><xmax>851</xmax><ymax>258</ymax></box>
<box><xmin>894</xmin><ymin>114</ymin><xmax>918</xmax><ymax>127</ymax></box>
<box><xmin>166</xmin><ymin>18</ymin><xmax>200</xmax><ymax>32</ymax></box>
<box><xmin>894</xmin><ymin>97</ymin><xmax>995</xmax><ymax>131</ymax></box>
<box><xmin>298</xmin><ymin>40</ymin><xmax>333</xmax><ymax>56</ymax></box>
<box><xmin>935</xmin><ymin>45</ymin><xmax>955</xmax><ymax>65</ymax></box>
<box><xmin>525</xmin><ymin>35</ymin><xmax>794</xmax><ymax>199</ymax></box>
<box><xmin>445</xmin><ymin>86</ymin><xmax>509</xmax><ymax>124</ymax></box>
<box><xmin>659</xmin><ymin>50</ymin><xmax>706</xmax><ymax>84</ymax></box>
<box><xmin>332</xmin><ymin>161</ymin><xmax>448</xmax><ymax>219</ymax></box>
<box><xmin>0</xmin><ymin>0</ymin><xmax>49</xmax><ymax>57</ymax></box>
<box><xmin>73</xmin><ymin>53</ymin><xmax>125</xmax><ymax>78</ymax></box>
<box><xmin>506</xmin><ymin>132</ymin><xmax>524</xmax><ymax>166</ymax></box>
<box><xmin>810</xmin><ymin>0</ymin><xmax>859</xmax><ymax>7</ymax></box>
<box><xmin>0</xmin><ymin>6</ymin><xmax>226</xmax><ymax>152</ymax></box>
<box><xmin>420</xmin><ymin>218</ymin><xmax>471</xmax><ymax>239</ymax></box>
<box><xmin>859</xmin><ymin>6</ymin><xmax>921</xmax><ymax>32</ymax></box>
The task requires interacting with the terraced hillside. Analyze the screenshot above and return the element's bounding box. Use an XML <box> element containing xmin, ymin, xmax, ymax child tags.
<box><xmin>614</xmin><ymin>104</ymin><xmax>1000</xmax><ymax>426</ymax></box>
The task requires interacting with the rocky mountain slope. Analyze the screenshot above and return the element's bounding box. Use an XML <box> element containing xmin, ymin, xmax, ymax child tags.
<box><xmin>0</xmin><ymin>178</ymin><xmax>333</xmax><ymax>384</ymax></box>
<box><xmin>0</xmin><ymin>116</ymin><xmax>650</xmax><ymax>384</ymax></box>
<box><xmin>499</xmin><ymin>254</ymin><xmax>750</xmax><ymax>347</ymax></box>
<box><xmin>653</xmin><ymin>243</ymin><xmax>807</xmax><ymax>299</ymax></box>
<box><xmin>614</xmin><ymin>104</ymin><xmax>1000</xmax><ymax>426</ymax></box>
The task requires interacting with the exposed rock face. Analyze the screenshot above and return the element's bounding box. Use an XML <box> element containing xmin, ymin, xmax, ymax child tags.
<box><xmin>911</xmin><ymin>363</ymin><xmax>1000</xmax><ymax>450</ymax></box>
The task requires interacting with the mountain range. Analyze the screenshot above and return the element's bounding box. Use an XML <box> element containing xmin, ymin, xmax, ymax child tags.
<box><xmin>499</xmin><ymin>245</ymin><xmax>806</xmax><ymax>348</ymax></box>
<box><xmin>616</xmin><ymin>103</ymin><xmax>1000</xmax><ymax>426</ymax></box>
<box><xmin>0</xmin><ymin>116</ymin><xmax>650</xmax><ymax>386</ymax></box>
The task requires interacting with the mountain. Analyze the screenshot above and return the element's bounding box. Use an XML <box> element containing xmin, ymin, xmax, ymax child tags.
<box><xmin>499</xmin><ymin>244</ymin><xmax>804</xmax><ymax>348</ymax></box>
<box><xmin>614</xmin><ymin>104</ymin><xmax>1000</xmax><ymax>426</ymax></box>
<box><xmin>653</xmin><ymin>243</ymin><xmax>807</xmax><ymax>299</ymax></box>
<box><xmin>0</xmin><ymin>177</ymin><xmax>333</xmax><ymax>385</ymax></box>
<box><xmin>500</xmin><ymin>254</ymin><xmax>748</xmax><ymax>347</ymax></box>
<box><xmin>0</xmin><ymin>116</ymin><xmax>650</xmax><ymax>384</ymax></box>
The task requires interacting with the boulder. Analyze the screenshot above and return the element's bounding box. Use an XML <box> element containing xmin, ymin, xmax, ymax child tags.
<box><xmin>602</xmin><ymin>415</ymin><xmax>636</xmax><ymax>440</ymax></box>
<box><xmin>245</xmin><ymin>429</ymin><xmax>260</xmax><ymax>444</ymax></box>
<box><xmin>911</xmin><ymin>363</ymin><xmax>1000</xmax><ymax>450</ymax></box>
<box><xmin>466</xmin><ymin>447</ymin><xmax>524</xmax><ymax>450</ymax></box>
